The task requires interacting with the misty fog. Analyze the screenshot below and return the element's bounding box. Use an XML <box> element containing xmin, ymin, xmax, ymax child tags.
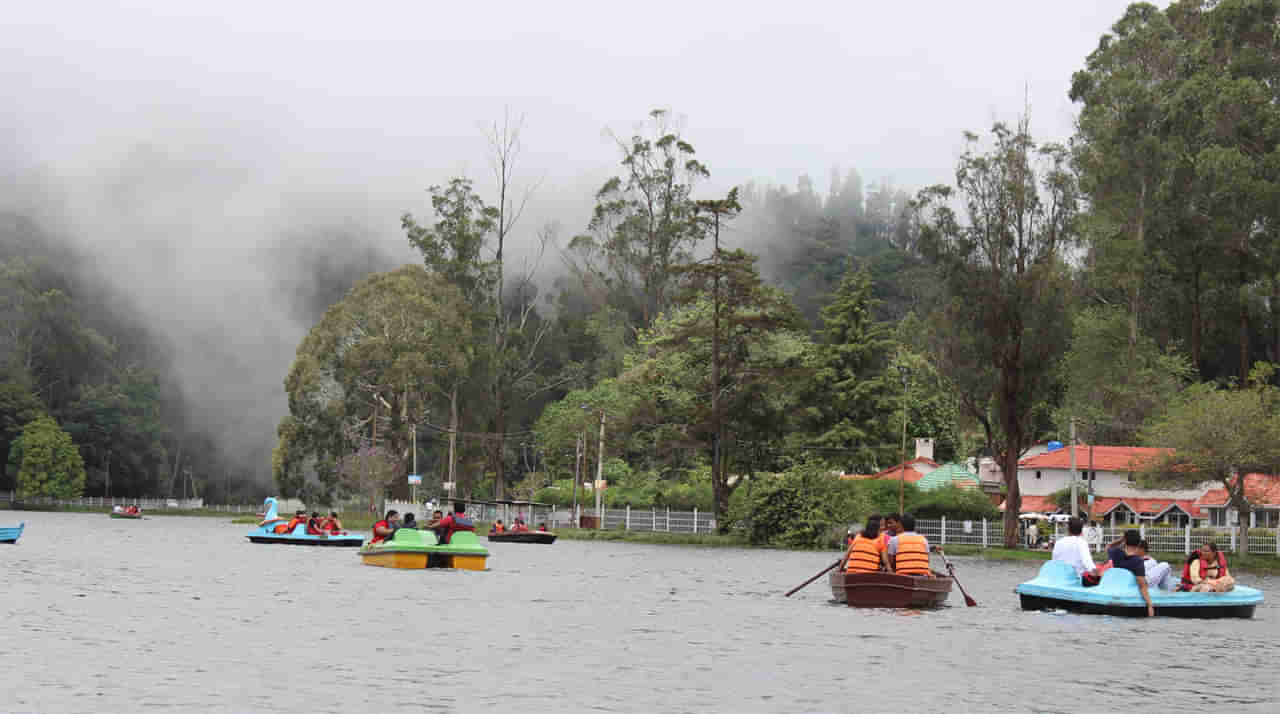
<box><xmin>0</xmin><ymin>0</ymin><xmax>1139</xmax><ymax>485</ymax></box>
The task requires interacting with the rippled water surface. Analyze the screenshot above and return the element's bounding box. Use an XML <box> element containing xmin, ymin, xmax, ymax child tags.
<box><xmin>2</xmin><ymin>512</ymin><xmax>1278</xmax><ymax>713</ymax></box>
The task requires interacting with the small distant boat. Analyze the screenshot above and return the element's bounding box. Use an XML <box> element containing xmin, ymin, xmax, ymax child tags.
<box><xmin>245</xmin><ymin>497</ymin><xmax>363</xmax><ymax>547</ymax></box>
<box><xmin>360</xmin><ymin>528</ymin><xmax>489</xmax><ymax>570</ymax></box>
<box><xmin>0</xmin><ymin>522</ymin><xmax>24</xmax><ymax>544</ymax></box>
<box><xmin>828</xmin><ymin>570</ymin><xmax>954</xmax><ymax>608</ymax></box>
<box><xmin>1016</xmin><ymin>560</ymin><xmax>1263</xmax><ymax>618</ymax></box>
<box><xmin>487</xmin><ymin>530</ymin><xmax>556</xmax><ymax>544</ymax></box>
<box><xmin>110</xmin><ymin>511</ymin><xmax>143</xmax><ymax>519</ymax></box>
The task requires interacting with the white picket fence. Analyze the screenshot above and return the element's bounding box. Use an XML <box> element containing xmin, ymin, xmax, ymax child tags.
<box><xmin>1</xmin><ymin>493</ymin><xmax>206</xmax><ymax>510</ymax></box>
<box><xmin>912</xmin><ymin>517</ymin><xmax>1280</xmax><ymax>556</ymax></box>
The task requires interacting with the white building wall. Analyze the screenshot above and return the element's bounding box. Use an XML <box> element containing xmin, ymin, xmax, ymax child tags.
<box><xmin>1017</xmin><ymin>468</ymin><xmax>1206</xmax><ymax>500</ymax></box>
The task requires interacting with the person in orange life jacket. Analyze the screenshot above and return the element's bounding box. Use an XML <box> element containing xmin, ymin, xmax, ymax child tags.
<box><xmin>275</xmin><ymin>510</ymin><xmax>307</xmax><ymax>534</ymax></box>
<box><xmin>844</xmin><ymin>515</ymin><xmax>891</xmax><ymax>574</ymax></box>
<box><xmin>886</xmin><ymin>513</ymin><xmax>934</xmax><ymax>576</ymax></box>
<box><xmin>1105</xmin><ymin>530</ymin><xmax>1155</xmax><ymax>616</ymax></box>
<box><xmin>306</xmin><ymin>512</ymin><xmax>326</xmax><ymax>535</ymax></box>
<box><xmin>489</xmin><ymin>519</ymin><xmax>505</xmax><ymax>535</ymax></box>
<box><xmin>370</xmin><ymin>510</ymin><xmax>400</xmax><ymax>544</ymax></box>
<box><xmin>436</xmin><ymin>502</ymin><xmax>476</xmax><ymax>544</ymax></box>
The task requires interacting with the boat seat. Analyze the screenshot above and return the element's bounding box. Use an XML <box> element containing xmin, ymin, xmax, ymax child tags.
<box><xmin>1033</xmin><ymin>559</ymin><xmax>1085</xmax><ymax>588</ymax></box>
<box><xmin>1096</xmin><ymin>565</ymin><xmax>1139</xmax><ymax>594</ymax></box>
<box><xmin>447</xmin><ymin>530</ymin><xmax>481</xmax><ymax>547</ymax></box>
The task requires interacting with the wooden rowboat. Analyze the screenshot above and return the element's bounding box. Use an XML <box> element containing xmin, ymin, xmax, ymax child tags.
<box><xmin>486</xmin><ymin>531</ymin><xmax>556</xmax><ymax>544</ymax></box>
<box><xmin>828</xmin><ymin>570</ymin><xmax>954</xmax><ymax>608</ymax></box>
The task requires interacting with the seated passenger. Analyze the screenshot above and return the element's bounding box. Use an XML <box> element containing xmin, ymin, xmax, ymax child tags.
<box><xmin>113</xmin><ymin>505</ymin><xmax>123</xmax><ymax>514</ymax></box>
<box><xmin>370</xmin><ymin>510</ymin><xmax>400</xmax><ymax>544</ymax></box>
<box><xmin>1106</xmin><ymin>530</ymin><xmax>1154</xmax><ymax>617</ymax></box>
<box><xmin>400</xmin><ymin>513</ymin><xmax>418</xmax><ymax>531</ymax></box>
<box><xmin>125</xmin><ymin>505</ymin><xmax>139</xmax><ymax>515</ymax></box>
<box><xmin>880</xmin><ymin>514</ymin><xmax>902</xmax><ymax>549</ymax></box>
<box><xmin>887</xmin><ymin>514</ymin><xmax>933</xmax><ymax>576</ymax></box>
<box><xmin>426</xmin><ymin>510</ymin><xmax>445</xmax><ymax>540</ymax></box>
<box><xmin>324</xmin><ymin>512</ymin><xmax>344</xmax><ymax>533</ymax></box>
<box><xmin>1136</xmin><ymin>539</ymin><xmax>1175</xmax><ymax>590</ymax></box>
<box><xmin>306</xmin><ymin>511</ymin><xmax>326</xmax><ymax>535</ymax></box>
<box><xmin>844</xmin><ymin>515</ymin><xmax>889</xmax><ymax>574</ymax></box>
<box><xmin>490</xmin><ymin>519</ymin><xmax>505</xmax><ymax>535</ymax></box>
<box><xmin>1183</xmin><ymin>541</ymin><xmax>1234</xmax><ymax>592</ymax></box>
<box><xmin>512</xmin><ymin>519</ymin><xmax>529</xmax><ymax>533</ymax></box>
<box><xmin>537</xmin><ymin>523</ymin><xmax>548</xmax><ymax>532</ymax></box>
<box><xmin>275</xmin><ymin>510</ymin><xmax>307</xmax><ymax>534</ymax></box>
<box><xmin>1051</xmin><ymin>517</ymin><xmax>1100</xmax><ymax>586</ymax></box>
<box><xmin>437</xmin><ymin>502</ymin><xmax>476</xmax><ymax>544</ymax></box>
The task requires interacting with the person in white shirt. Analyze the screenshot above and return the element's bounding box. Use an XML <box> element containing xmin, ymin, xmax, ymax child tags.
<box><xmin>1137</xmin><ymin>539</ymin><xmax>1175</xmax><ymax>590</ymax></box>
<box><xmin>1051</xmin><ymin>517</ymin><xmax>1099</xmax><ymax>585</ymax></box>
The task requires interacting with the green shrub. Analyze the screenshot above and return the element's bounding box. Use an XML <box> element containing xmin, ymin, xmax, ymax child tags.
<box><xmin>912</xmin><ymin>484</ymin><xmax>999</xmax><ymax>520</ymax></box>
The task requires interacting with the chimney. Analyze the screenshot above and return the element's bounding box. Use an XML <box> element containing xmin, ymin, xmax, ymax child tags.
<box><xmin>914</xmin><ymin>438</ymin><xmax>935</xmax><ymax>461</ymax></box>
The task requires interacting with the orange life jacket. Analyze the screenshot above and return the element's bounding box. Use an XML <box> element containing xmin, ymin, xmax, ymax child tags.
<box><xmin>845</xmin><ymin>534</ymin><xmax>883</xmax><ymax>574</ymax></box>
<box><xmin>493</xmin><ymin>523</ymin><xmax>505</xmax><ymax>533</ymax></box>
<box><xmin>893</xmin><ymin>534</ymin><xmax>931</xmax><ymax>576</ymax></box>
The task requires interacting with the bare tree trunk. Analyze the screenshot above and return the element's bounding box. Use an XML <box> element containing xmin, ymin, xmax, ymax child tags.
<box><xmin>167</xmin><ymin>440</ymin><xmax>182</xmax><ymax>498</ymax></box>
<box><xmin>1240</xmin><ymin>256</ymin><xmax>1251</xmax><ymax>381</ymax></box>
<box><xmin>448</xmin><ymin>385</ymin><xmax>458</xmax><ymax>501</ymax></box>
<box><xmin>1191</xmin><ymin>265</ymin><xmax>1203</xmax><ymax>376</ymax></box>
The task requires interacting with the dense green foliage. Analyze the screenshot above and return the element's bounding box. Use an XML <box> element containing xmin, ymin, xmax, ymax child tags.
<box><xmin>7</xmin><ymin>2</ymin><xmax>1280</xmax><ymax>548</ymax></box>
<box><xmin>9</xmin><ymin>416</ymin><xmax>86</xmax><ymax>499</ymax></box>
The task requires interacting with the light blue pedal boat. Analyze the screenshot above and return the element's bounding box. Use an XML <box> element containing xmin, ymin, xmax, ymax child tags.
<box><xmin>1017</xmin><ymin>559</ymin><xmax>1262</xmax><ymax>618</ymax></box>
<box><xmin>1</xmin><ymin>522</ymin><xmax>24</xmax><ymax>544</ymax></box>
<box><xmin>246</xmin><ymin>498</ymin><xmax>363</xmax><ymax>547</ymax></box>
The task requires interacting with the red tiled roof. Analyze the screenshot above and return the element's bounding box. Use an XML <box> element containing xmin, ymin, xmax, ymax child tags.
<box><xmin>1194</xmin><ymin>473</ymin><xmax>1280</xmax><ymax>509</ymax></box>
<box><xmin>998</xmin><ymin>495</ymin><xmax>1059</xmax><ymax>513</ymax></box>
<box><xmin>839</xmin><ymin>457</ymin><xmax>939</xmax><ymax>483</ymax></box>
<box><xmin>1087</xmin><ymin>497</ymin><xmax>1204</xmax><ymax>519</ymax></box>
<box><xmin>1019</xmin><ymin>446</ymin><xmax>1170</xmax><ymax>472</ymax></box>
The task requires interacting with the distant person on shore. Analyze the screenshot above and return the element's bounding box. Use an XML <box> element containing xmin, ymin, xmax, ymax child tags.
<box><xmin>1107</xmin><ymin>530</ymin><xmax>1154</xmax><ymax>616</ymax></box>
<box><xmin>1052</xmin><ymin>517</ymin><xmax>1100</xmax><ymax>586</ymax></box>
<box><xmin>1136</xmin><ymin>540</ymin><xmax>1175</xmax><ymax>590</ymax></box>
<box><xmin>1085</xmin><ymin>521</ymin><xmax>1103</xmax><ymax>552</ymax></box>
<box><xmin>887</xmin><ymin>514</ymin><xmax>933</xmax><ymax>576</ymax></box>
<box><xmin>844</xmin><ymin>515</ymin><xmax>889</xmax><ymax>574</ymax></box>
<box><xmin>1026</xmin><ymin>521</ymin><xmax>1039</xmax><ymax>549</ymax></box>
<box><xmin>1181</xmin><ymin>542</ymin><xmax>1234</xmax><ymax>592</ymax></box>
<box><xmin>371</xmin><ymin>510</ymin><xmax>400</xmax><ymax>544</ymax></box>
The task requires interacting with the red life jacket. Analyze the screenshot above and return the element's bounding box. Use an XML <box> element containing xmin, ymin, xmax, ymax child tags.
<box><xmin>306</xmin><ymin>519</ymin><xmax>324</xmax><ymax>535</ymax></box>
<box><xmin>441</xmin><ymin>514</ymin><xmax>475</xmax><ymax>543</ymax></box>
<box><xmin>370</xmin><ymin>519</ymin><xmax>390</xmax><ymax>544</ymax></box>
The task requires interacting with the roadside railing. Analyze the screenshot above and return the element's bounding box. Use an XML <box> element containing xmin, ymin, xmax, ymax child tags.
<box><xmin>912</xmin><ymin>517</ymin><xmax>1279</xmax><ymax>556</ymax></box>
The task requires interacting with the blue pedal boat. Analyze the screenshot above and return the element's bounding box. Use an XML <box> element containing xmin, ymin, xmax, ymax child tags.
<box><xmin>1017</xmin><ymin>559</ymin><xmax>1263</xmax><ymax>618</ymax></box>
<box><xmin>246</xmin><ymin>498</ymin><xmax>363</xmax><ymax>547</ymax></box>
<box><xmin>1</xmin><ymin>522</ymin><xmax>24</xmax><ymax>544</ymax></box>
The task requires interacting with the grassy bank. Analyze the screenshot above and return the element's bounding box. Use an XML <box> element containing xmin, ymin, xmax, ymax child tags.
<box><xmin>552</xmin><ymin>528</ymin><xmax>748</xmax><ymax>547</ymax></box>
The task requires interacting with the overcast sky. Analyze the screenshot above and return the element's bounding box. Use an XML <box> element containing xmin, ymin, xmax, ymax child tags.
<box><xmin>4</xmin><ymin>1</ymin><xmax>1144</xmax><ymax>197</ymax></box>
<box><xmin>0</xmin><ymin>0</ymin><xmax>1149</xmax><ymax>479</ymax></box>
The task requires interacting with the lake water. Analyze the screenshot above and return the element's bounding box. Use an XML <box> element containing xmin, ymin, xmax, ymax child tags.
<box><xmin>2</xmin><ymin>512</ymin><xmax>1277</xmax><ymax>713</ymax></box>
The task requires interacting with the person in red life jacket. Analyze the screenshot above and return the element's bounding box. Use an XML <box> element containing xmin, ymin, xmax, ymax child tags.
<box><xmin>275</xmin><ymin>510</ymin><xmax>307</xmax><ymax>534</ymax></box>
<box><xmin>305</xmin><ymin>511</ymin><xmax>327</xmax><ymax>535</ymax></box>
<box><xmin>511</xmin><ymin>518</ymin><xmax>529</xmax><ymax>533</ymax></box>
<box><xmin>886</xmin><ymin>513</ymin><xmax>934</xmax><ymax>576</ymax></box>
<box><xmin>323</xmin><ymin>512</ymin><xmax>345</xmax><ymax>533</ymax></box>
<box><xmin>489</xmin><ymin>519</ymin><xmax>506</xmax><ymax>535</ymax></box>
<box><xmin>537</xmin><ymin>523</ymin><xmax>548</xmax><ymax>532</ymax></box>
<box><xmin>436</xmin><ymin>502</ymin><xmax>475</xmax><ymax>544</ymax></box>
<box><xmin>370</xmin><ymin>510</ymin><xmax>400</xmax><ymax>544</ymax></box>
<box><xmin>1181</xmin><ymin>541</ymin><xmax>1234</xmax><ymax>592</ymax></box>
<box><xmin>125</xmin><ymin>505</ymin><xmax>140</xmax><ymax>515</ymax></box>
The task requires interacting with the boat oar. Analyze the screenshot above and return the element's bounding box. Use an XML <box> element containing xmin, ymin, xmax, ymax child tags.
<box><xmin>937</xmin><ymin>550</ymin><xmax>977</xmax><ymax>607</ymax></box>
<box><xmin>784</xmin><ymin>558</ymin><xmax>844</xmax><ymax>597</ymax></box>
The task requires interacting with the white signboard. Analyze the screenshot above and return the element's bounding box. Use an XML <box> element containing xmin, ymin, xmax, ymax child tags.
<box><xmin>407</xmin><ymin>474</ymin><xmax>422</xmax><ymax>485</ymax></box>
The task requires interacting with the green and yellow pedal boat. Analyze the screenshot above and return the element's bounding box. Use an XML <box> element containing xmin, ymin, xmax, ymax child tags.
<box><xmin>358</xmin><ymin>528</ymin><xmax>489</xmax><ymax>571</ymax></box>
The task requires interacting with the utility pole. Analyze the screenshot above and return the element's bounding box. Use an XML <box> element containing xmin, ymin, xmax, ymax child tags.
<box><xmin>1069</xmin><ymin>418</ymin><xmax>1078</xmax><ymax>518</ymax></box>
<box><xmin>898</xmin><ymin>359</ymin><xmax>909</xmax><ymax>514</ymax></box>
<box><xmin>571</xmin><ymin>433</ymin><xmax>582</xmax><ymax>527</ymax></box>
<box><xmin>595</xmin><ymin>409</ymin><xmax>606</xmax><ymax>525</ymax></box>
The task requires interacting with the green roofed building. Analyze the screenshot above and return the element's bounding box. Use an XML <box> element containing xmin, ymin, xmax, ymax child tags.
<box><xmin>914</xmin><ymin>462</ymin><xmax>981</xmax><ymax>492</ymax></box>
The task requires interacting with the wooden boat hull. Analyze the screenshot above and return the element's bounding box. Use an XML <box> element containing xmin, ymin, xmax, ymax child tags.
<box><xmin>828</xmin><ymin>570</ymin><xmax>953</xmax><ymax>608</ymax></box>
<box><xmin>486</xmin><ymin>532</ymin><xmax>556</xmax><ymax>544</ymax></box>
<box><xmin>0</xmin><ymin>522</ymin><xmax>24</xmax><ymax>544</ymax></box>
<box><xmin>110</xmin><ymin>512</ymin><xmax>143</xmax><ymax>519</ymax></box>
<box><xmin>1016</xmin><ymin>560</ymin><xmax>1262</xmax><ymax>619</ymax></box>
